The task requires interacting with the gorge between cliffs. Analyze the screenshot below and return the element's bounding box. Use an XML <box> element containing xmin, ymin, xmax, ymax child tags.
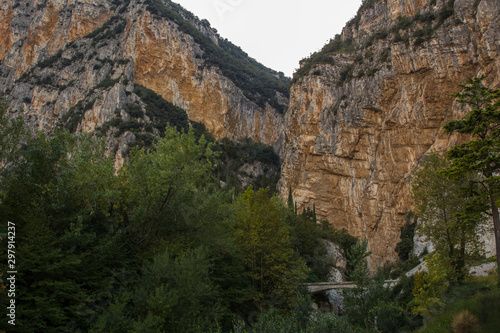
<box><xmin>1</xmin><ymin>0</ymin><xmax>499</xmax><ymax>268</ymax></box>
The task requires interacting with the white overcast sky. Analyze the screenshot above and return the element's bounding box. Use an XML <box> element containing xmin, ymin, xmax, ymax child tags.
<box><xmin>175</xmin><ymin>0</ymin><xmax>363</xmax><ymax>77</ymax></box>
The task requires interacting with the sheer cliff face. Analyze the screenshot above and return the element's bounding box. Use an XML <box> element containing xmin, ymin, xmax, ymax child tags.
<box><xmin>280</xmin><ymin>0</ymin><xmax>500</xmax><ymax>266</ymax></box>
<box><xmin>0</xmin><ymin>0</ymin><xmax>112</xmax><ymax>74</ymax></box>
<box><xmin>0</xmin><ymin>0</ymin><xmax>285</xmax><ymax>153</ymax></box>
<box><xmin>129</xmin><ymin>10</ymin><xmax>285</xmax><ymax>152</ymax></box>
<box><xmin>2</xmin><ymin>0</ymin><xmax>499</xmax><ymax>268</ymax></box>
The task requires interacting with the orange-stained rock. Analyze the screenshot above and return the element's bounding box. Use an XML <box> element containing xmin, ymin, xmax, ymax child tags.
<box><xmin>279</xmin><ymin>0</ymin><xmax>500</xmax><ymax>267</ymax></box>
<box><xmin>0</xmin><ymin>1</ymin><xmax>285</xmax><ymax>153</ymax></box>
<box><xmin>128</xmin><ymin>11</ymin><xmax>284</xmax><ymax>151</ymax></box>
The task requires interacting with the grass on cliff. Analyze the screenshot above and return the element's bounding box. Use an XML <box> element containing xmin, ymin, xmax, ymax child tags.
<box><xmin>291</xmin><ymin>0</ymin><xmax>457</xmax><ymax>84</ymax></box>
<box><xmin>416</xmin><ymin>274</ymin><xmax>500</xmax><ymax>333</ymax></box>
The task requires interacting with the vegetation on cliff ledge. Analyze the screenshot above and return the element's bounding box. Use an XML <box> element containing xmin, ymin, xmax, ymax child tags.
<box><xmin>143</xmin><ymin>0</ymin><xmax>290</xmax><ymax>113</ymax></box>
<box><xmin>292</xmin><ymin>0</ymin><xmax>457</xmax><ymax>84</ymax></box>
<box><xmin>1</xmin><ymin>94</ymin><xmax>361</xmax><ymax>332</ymax></box>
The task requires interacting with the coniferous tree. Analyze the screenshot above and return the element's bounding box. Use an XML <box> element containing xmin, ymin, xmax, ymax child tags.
<box><xmin>312</xmin><ymin>204</ymin><xmax>317</xmax><ymax>224</ymax></box>
<box><xmin>288</xmin><ymin>187</ymin><xmax>294</xmax><ymax>212</ymax></box>
<box><xmin>0</xmin><ymin>131</ymin><xmax>130</xmax><ymax>332</ymax></box>
<box><xmin>443</xmin><ymin>76</ymin><xmax>500</xmax><ymax>282</ymax></box>
<box><xmin>0</xmin><ymin>95</ymin><xmax>28</xmax><ymax>177</ymax></box>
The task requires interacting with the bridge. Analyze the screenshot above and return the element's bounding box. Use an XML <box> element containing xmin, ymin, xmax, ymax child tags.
<box><xmin>302</xmin><ymin>280</ymin><xmax>399</xmax><ymax>294</ymax></box>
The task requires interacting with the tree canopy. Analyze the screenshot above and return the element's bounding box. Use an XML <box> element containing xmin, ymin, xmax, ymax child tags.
<box><xmin>443</xmin><ymin>76</ymin><xmax>500</xmax><ymax>282</ymax></box>
<box><xmin>412</xmin><ymin>153</ymin><xmax>487</xmax><ymax>283</ymax></box>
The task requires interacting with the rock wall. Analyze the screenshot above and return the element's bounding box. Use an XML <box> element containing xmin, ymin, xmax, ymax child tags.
<box><xmin>2</xmin><ymin>0</ymin><xmax>499</xmax><ymax>268</ymax></box>
<box><xmin>0</xmin><ymin>0</ymin><xmax>112</xmax><ymax>77</ymax></box>
<box><xmin>128</xmin><ymin>10</ymin><xmax>285</xmax><ymax>152</ymax></box>
<box><xmin>279</xmin><ymin>0</ymin><xmax>500</xmax><ymax>266</ymax></box>
<box><xmin>0</xmin><ymin>0</ymin><xmax>286</xmax><ymax>153</ymax></box>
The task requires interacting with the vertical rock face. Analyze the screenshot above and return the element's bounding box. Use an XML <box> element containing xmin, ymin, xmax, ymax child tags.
<box><xmin>280</xmin><ymin>0</ymin><xmax>500</xmax><ymax>266</ymax></box>
<box><xmin>128</xmin><ymin>10</ymin><xmax>285</xmax><ymax>152</ymax></box>
<box><xmin>0</xmin><ymin>0</ymin><xmax>112</xmax><ymax>75</ymax></box>
<box><xmin>2</xmin><ymin>0</ymin><xmax>499</xmax><ymax>268</ymax></box>
<box><xmin>0</xmin><ymin>0</ymin><xmax>287</xmax><ymax>154</ymax></box>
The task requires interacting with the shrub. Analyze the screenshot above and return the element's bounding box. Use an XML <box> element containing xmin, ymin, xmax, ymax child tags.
<box><xmin>380</xmin><ymin>48</ymin><xmax>391</xmax><ymax>63</ymax></box>
<box><xmin>370</xmin><ymin>302</ymin><xmax>408</xmax><ymax>333</ymax></box>
<box><xmin>116</xmin><ymin>58</ymin><xmax>130</xmax><ymax>65</ymax></box>
<box><xmin>367</xmin><ymin>68</ymin><xmax>379</xmax><ymax>77</ymax></box>
<box><xmin>394</xmin><ymin>32</ymin><xmax>410</xmax><ymax>45</ymax></box>
<box><xmin>95</xmin><ymin>76</ymin><xmax>120</xmax><ymax>90</ymax></box>
<box><xmin>60</xmin><ymin>57</ymin><xmax>72</xmax><ymax>67</ymax></box>
<box><xmin>452</xmin><ymin>310</ymin><xmax>479</xmax><ymax>333</ymax></box>
<box><xmin>393</xmin><ymin>16</ymin><xmax>413</xmax><ymax>32</ymax></box>
<box><xmin>62</xmin><ymin>99</ymin><xmax>95</xmax><ymax>132</ymax></box>
<box><xmin>123</xmin><ymin>102</ymin><xmax>143</xmax><ymax>118</ymax></box>
<box><xmin>36</xmin><ymin>74</ymin><xmax>54</xmax><ymax>86</ymax></box>
<box><xmin>415</xmin><ymin>12</ymin><xmax>436</xmax><ymax>23</ymax></box>
<box><xmin>85</xmin><ymin>15</ymin><xmax>124</xmax><ymax>45</ymax></box>
<box><xmin>116</xmin><ymin>119</ymin><xmax>141</xmax><ymax>136</ymax></box>
<box><xmin>37</xmin><ymin>50</ymin><xmax>63</xmax><ymax>69</ymax></box>
<box><xmin>71</xmin><ymin>52</ymin><xmax>84</xmax><ymax>62</ymax></box>
<box><xmin>338</xmin><ymin>64</ymin><xmax>355</xmax><ymax>86</ymax></box>
<box><xmin>293</xmin><ymin>35</ymin><xmax>352</xmax><ymax>83</ymax></box>
<box><xmin>414</xmin><ymin>37</ymin><xmax>426</xmax><ymax>47</ymax></box>
<box><xmin>438</xmin><ymin>0</ymin><xmax>455</xmax><ymax>23</ymax></box>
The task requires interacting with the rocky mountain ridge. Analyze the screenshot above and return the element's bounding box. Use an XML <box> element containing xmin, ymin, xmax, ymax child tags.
<box><xmin>1</xmin><ymin>0</ymin><xmax>499</xmax><ymax>267</ymax></box>
<box><xmin>279</xmin><ymin>0</ymin><xmax>500</xmax><ymax>265</ymax></box>
<box><xmin>0</xmin><ymin>0</ymin><xmax>288</xmax><ymax>167</ymax></box>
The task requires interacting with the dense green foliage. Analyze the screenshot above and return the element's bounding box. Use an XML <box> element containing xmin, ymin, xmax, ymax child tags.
<box><xmin>215</xmin><ymin>137</ymin><xmax>281</xmax><ymax>191</ymax></box>
<box><xmin>0</xmin><ymin>95</ymin><xmax>27</xmax><ymax>176</ymax></box>
<box><xmin>133</xmin><ymin>84</ymin><xmax>189</xmax><ymax>134</ymax></box>
<box><xmin>412</xmin><ymin>153</ymin><xmax>488</xmax><ymax>283</ymax></box>
<box><xmin>232</xmin><ymin>187</ymin><xmax>308</xmax><ymax>303</ymax></box>
<box><xmin>443</xmin><ymin>76</ymin><xmax>500</xmax><ymax>282</ymax></box>
<box><xmin>395</xmin><ymin>213</ymin><xmax>417</xmax><ymax>262</ymax></box>
<box><xmin>0</xmin><ymin>131</ymin><xmax>130</xmax><ymax>332</ymax></box>
<box><xmin>61</xmin><ymin>98</ymin><xmax>96</xmax><ymax>132</ymax></box>
<box><xmin>292</xmin><ymin>35</ymin><xmax>353</xmax><ymax>84</ymax></box>
<box><xmin>340</xmin><ymin>241</ymin><xmax>422</xmax><ymax>332</ymax></box>
<box><xmin>412</xmin><ymin>253</ymin><xmax>451</xmax><ymax>322</ymax></box>
<box><xmin>0</xmin><ymin>115</ymin><xmax>346</xmax><ymax>332</ymax></box>
<box><xmin>233</xmin><ymin>305</ymin><xmax>366</xmax><ymax>333</ymax></box>
<box><xmin>417</xmin><ymin>276</ymin><xmax>500</xmax><ymax>332</ymax></box>
<box><xmin>94</xmin><ymin>84</ymin><xmax>192</xmax><ymax>148</ymax></box>
<box><xmin>2</xmin><ymin>75</ymin><xmax>500</xmax><ymax>331</ymax></box>
<box><xmin>84</xmin><ymin>15</ymin><xmax>127</xmax><ymax>47</ymax></box>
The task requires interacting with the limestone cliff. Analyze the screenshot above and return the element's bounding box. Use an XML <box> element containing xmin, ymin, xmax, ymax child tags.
<box><xmin>279</xmin><ymin>0</ymin><xmax>500</xmax><ymax>266</ymax></box>
<box><xmin>2</xmin><ymin>0</ymin><xmax>499</xmax><ymax>268</ymax></box>
<box><xmin>0</xmin><ymin>0</ymin><xmax>288</xmax><ymax>160</ymax></box>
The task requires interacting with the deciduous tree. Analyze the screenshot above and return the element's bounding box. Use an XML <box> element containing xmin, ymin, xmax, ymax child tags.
<box><xmin>232</xmin><ymin>186</ymin><xmax>308</xmax><ymax>303</ymax></box>
<box><xmin>412</xmin><ymin>153</ymin><xmax>487</xmax><ymax>283</ymax></box>
<box><xmin>122</xmin><ymin>126</ymin><xmax>216</xmax><ymax>245</ymax></box>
